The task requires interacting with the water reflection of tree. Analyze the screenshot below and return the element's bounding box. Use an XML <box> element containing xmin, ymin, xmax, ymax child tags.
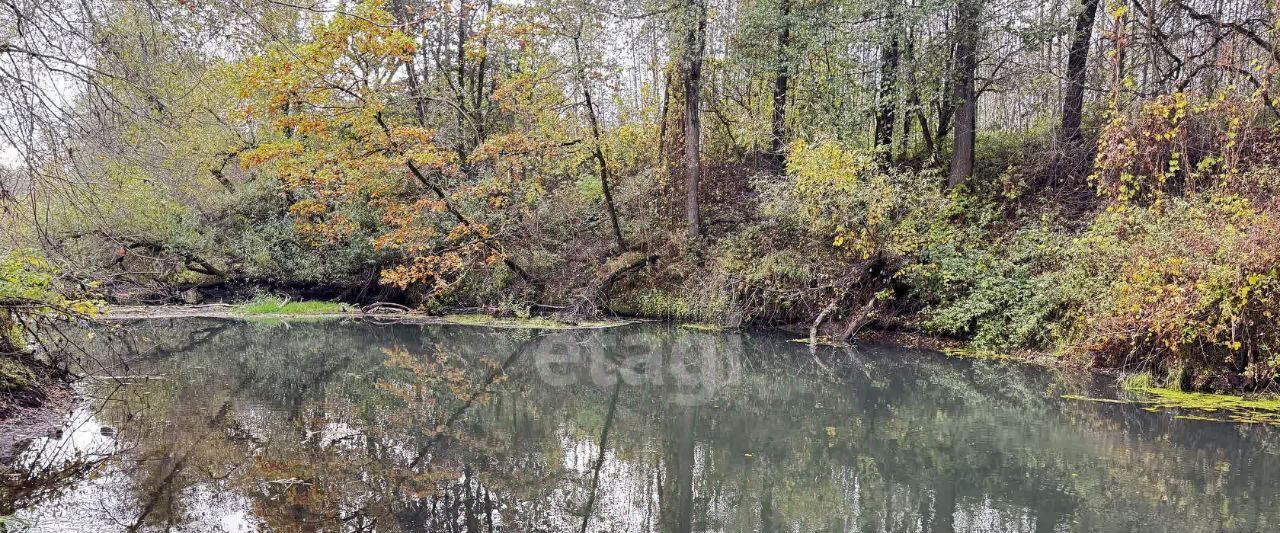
<box><xmin>10</xmin><ymin>320</ymin><xmax>1280</xmax><ymax>532</ymax></box>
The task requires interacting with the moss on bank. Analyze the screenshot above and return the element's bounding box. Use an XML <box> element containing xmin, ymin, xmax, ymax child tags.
<box><xmin>0</xmin><ymin>358</ymin><xmax>36</xmax><ymax>394</ymax></box>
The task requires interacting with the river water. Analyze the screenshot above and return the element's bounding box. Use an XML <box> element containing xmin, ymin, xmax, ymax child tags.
<box><xmin>3</xmin><ymin>318</ymin><xmax>1279</xmax><ymax>532</ymax></box>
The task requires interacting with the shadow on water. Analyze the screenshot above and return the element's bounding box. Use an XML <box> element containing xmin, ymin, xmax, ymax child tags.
<box><xmin>3</xmin><ymin>318</ymin><xmax>1280</xmax><ymax>532</ymax></box>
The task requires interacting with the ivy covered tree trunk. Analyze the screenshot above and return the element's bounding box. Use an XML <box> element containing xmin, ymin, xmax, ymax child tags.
<box><xmin>874</xmin><ymin>4</ymin><xmax>900</xmax><ymax>155</ymax></box>
<box><xmin>681</xmin><ymin>0</ymin><xmax>707</xmax><ymax>239</ymax></box>
<box><xmin>948</xmin><ymin>0</ymin><xmax>981</xmax><ymax>188</ymax></box>
<box><xmin>0</xmin><ymin>310</ymin><xmax>14</xmax><ymax>355</ymax></box>
<box><xmin>1058</xmin><ymin>0</ymin><xmax>1102</xmax><ymax>185</ymax></box>
<box><xmin>768</xmin><ymin>0</ymin><xmax>792</xmax><ymax>172</ymax></box>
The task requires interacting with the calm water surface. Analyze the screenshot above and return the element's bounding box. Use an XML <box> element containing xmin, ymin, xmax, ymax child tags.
<box><xmin>3</xmin><ymin>318</ymin><xmax>1280</xmax><ymax>532</ymax></box>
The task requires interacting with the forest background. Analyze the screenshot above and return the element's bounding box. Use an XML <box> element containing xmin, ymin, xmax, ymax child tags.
<box><xmin>3</xmin><ymin>0</ymin><xmax>1280</xmax><ymax>393</ymax></box>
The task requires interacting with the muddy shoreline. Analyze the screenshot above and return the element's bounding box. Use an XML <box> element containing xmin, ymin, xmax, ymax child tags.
<box><xmin>101</xmin><ymin>304</ymin><xmax>428</xmax><ymax>321</ymax></box>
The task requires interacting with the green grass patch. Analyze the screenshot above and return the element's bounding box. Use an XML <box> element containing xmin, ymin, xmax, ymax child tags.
<box><xmin>234</xmin><ymin>296</ymin><xmax>351</xmax><ymax>316</ymax></box>
<box><xmin>1120</xmin><ymin>372</ymin><xmax>1156</xmax><ymax>391</ymax></box>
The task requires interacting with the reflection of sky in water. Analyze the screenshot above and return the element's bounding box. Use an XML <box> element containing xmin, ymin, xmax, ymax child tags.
<box><xmin>19</xmin><ymin>409</ymin><xmax>115</xmax><ymax>468</ymax></box>
<box><xmin>558</xmin><ymin>425</ymin><xmax>663</xmax><ymax>532</ymax></box>
<box><xmin>14</xmin><ymin>408</ymin><xmax>261</xmax><ymax>532</ymax></box>
<box><xmin>4</xmin><ymin>319</ymin><xmax>1280</xmax><ymax>532</ymax></box>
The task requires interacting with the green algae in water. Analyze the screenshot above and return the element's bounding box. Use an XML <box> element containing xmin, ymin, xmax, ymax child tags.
<box><xmin>1062</xmin><ymin>386</ymin><xmax>1280</xmax><ymax>425</ymax></box>
<box><xmin>1138</xmin><ymin>387</ymin><xmax>1280</xmax><ymax>424</ymax></box>
<box><xmin>1059</xmin><ymin>394</ymin><xmax>1132</xmax><ymax>405</ymax></box>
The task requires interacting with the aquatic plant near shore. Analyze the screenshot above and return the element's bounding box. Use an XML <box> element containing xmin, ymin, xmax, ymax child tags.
<box><xmin>1061</xmin><ymin>371</ymin><xmax>1280</xmax><ymax>425</ymax></box>
<box><xmin>1064</xmin><ymin>389</ymin><xmax>1280</xmax><ymax>425</ymax></box>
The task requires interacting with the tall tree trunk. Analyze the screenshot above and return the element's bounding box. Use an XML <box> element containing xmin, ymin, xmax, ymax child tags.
<box><xmin>874</xmin><ymin>5</ymin><xmax>900</xmax><ymax>154</ymax></box>
<box><xmin>455</xmin><ymin>1</ymin><xmax>471</xmax><ymax>165</ymax></box>
<box><xmin>768</xmin><ymin>0</ymin><xmax>792</xmax><ymax>172</ymax></box>
<box><xmin>573</xmin><ymin>35</ymin><xmax>627</xmax><ymax>252</ymax></box>
<box><xmin>658</xmin><ymin>69</ymin><xmax>671</xmax><ymax>163</ymax></box>
<box><xmin>681</xmin><ymin>0</ymin><xmax>707</xmax><ymax>239</ymax></box>
<box><xmin>904</xmin><ymin>29</ymin><xmax>935</xmax><ymax>159</ymax></box>
<box><xmin>473</xmin><ymin>0</ymin><xmax>493</xmax><ymax>144</ymax></box>
<box><xmin>933</xmin><ymin>27</ymin><xmax>957</xmax><ymax>154</ymax></box>
<box><xmin>948</xmin><ymin>0</ymin><xmax>981</xmax><ymax>188</ymax></box>
<box><xmin>1061</xmin><ymin>0</ymin><xmax>1100</xmax><ymax>143</ymax></box>
<box><xmin>658</xmin><ymin>69</ymin><xmax>676</xmax><ymax>221</ymax></box>
<box><xmin>390</xmin><ymin>0</ymin><xmax>428</xmax><ymax>127</ymax></box>
<box><xmin>1056</xmin><ymin>0</ymin><xmax>1101</xmax><ymax>187</ymax></box>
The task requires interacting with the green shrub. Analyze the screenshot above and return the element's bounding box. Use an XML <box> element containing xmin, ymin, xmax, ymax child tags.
<box><xmin>228</xmin><ymin>179</ymin><xmax>385</xmax><ymax>286</ymax></box>
<box><xmin>972</xmin><ymin>127</ymin><xmax>1051</xmax><ymax>193</ymax></box>
<box><xmin>903</xmin><ymin>206</ymin><xmax>1072</xmax><ymax>352</ymax></box>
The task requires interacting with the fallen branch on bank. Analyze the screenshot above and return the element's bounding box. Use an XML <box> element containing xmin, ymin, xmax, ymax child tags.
<box><xmin>566</xmin><ymin>254</ymin><xmax>661</xmax><ymax>317</ymax></box>
<box><xmin>837</xmin><ymin>296</ymin><xmax>880</xmax><ymax>342</ymax></box>
<box><xmin>361</xmin><ymin>302</ymin><xmax>414</xmax><ymax>315</ymax></box>
<box><xmin>597</xmin><ymin>254</ymin><xmax>661</xmax><ymax>304</ymax></box>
